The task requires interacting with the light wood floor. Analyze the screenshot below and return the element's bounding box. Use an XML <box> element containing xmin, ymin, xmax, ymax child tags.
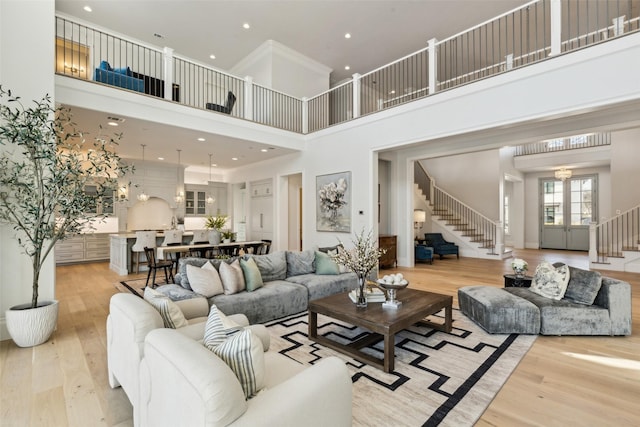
<box><xmin>1</xmin><ymin>249</ymin><xmax>638</xmax><ymax>426</ymax></box>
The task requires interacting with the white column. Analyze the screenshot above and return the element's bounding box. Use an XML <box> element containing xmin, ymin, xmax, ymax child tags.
<box><xmin>352</xmin><ymin>73</ymin><xmax>361</xmax><ymax>119</ymax></box>
<box><xmin>0</xmin><ymin>0</ymin><xmax>56</xmax><ymax>341</ymax></box>
<box><xmin>428</xmin><ymin>38</ymin><xmax>438</xmax><ymax>95</ymax></box>
<box><xmin>589</xmin><ymin>222</ymin><xmax>598</xmax><ymax>262</ymax></box>
<box><xmin>163</xmin><ymin>47</ymin><xmax>174</xmax><ymax>101</ymax></box>
<box><xmin>495</xmin><ymin>220</ymin><xmax>504</xmax><ymax>256</ymax></box>
<box><xmin>550</xmin><ymin>0</ymin><xmax>562</xmax><ymax>56</ymax></box>
<box><xmin>244</xmin><ymin>76</ymin><xmax>253</xmax><ymax>121</ymax></box>
<box><xmin>301</xmin><ymin>97</ymin><xmax>309</xmax><ymax>134</ymax></box>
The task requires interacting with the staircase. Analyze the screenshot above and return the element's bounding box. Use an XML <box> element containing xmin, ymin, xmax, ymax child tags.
<box><xmin>415</xmin><ymin>164</ymin><xmax>509</xmax><ymax>259</ymax></box>
<box><xmin>590</xmin><ymin>205</ymin><xmax>640</xmax><ymax>272</ymax></box>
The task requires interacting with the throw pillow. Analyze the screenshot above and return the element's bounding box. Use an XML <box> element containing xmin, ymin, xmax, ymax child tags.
<box><xmin>203</xmin><ymin>305</ymin><xmax>264</xmax><ymax>399</ymax></box>
<box><xmin>314</xmin><ymin>250</ymin><xmax>340</xmax><ymax>275</ymax></box>
<box><xmin>143</xmin><ymin>287</ymin><xmax>188</xmax><ymax>329</ymax></box>
<box><xmin>99</xmin><ymin>60</ymin><xmax>112</xmax><ymax>71</ymax></box>
<box><xmin>285</xmin><ymin>250</ymin><xmax>315</xmax><ymax>277</ymax></box>
<box><xmin>240</xmin><ymin>257</ymin><xmax>264</xmax><ymax>292</ymax></box>
<box><xmin>563</xmin><ymin>265</ymin><xmax>603</xmax><ymax>305</ymax></box>
<box><xmin>529</xmin><ymin>261</ymin><xmax>571</xmax><ymax>300</ymax></box>
<box><xmin>219</xmin><ymin>259</ymin><xmax>246</xmax><ymax>295</ymax></box>
<box><xmin>186</xmin><ymin>262</ymin><xmax>224</xmax><ymax>298</ymax></box>
<box><xmin>333</xmin><ymin>245</ymin><xmax>350</xmax><ymax>274</ymax></box>
<box><xmin>250</xmin><ymin>251</ymin><xmax>287</xmax><ymax>281</ymax></box>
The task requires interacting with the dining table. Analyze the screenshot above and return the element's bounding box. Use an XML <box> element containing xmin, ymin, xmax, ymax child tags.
<box><xmin>156</xmin><ymin>240</ymin><xmax>266</xmax><ymax>272</ymax></box>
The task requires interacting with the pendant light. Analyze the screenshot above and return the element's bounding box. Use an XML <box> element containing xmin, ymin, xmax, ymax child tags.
<box><xmin>174</xmin><ymin>149</ymin><xmax>184</xmax><ymax>204</ymax></box>
<box><xmin>137</xmin><ymin>144</ymin><xmax>149</xmax><ymax>202</ymax></box>
<box><xmin>206</xmin><ymin>153</ymin><xmax>215</xmax><ymax>205</ymax></box>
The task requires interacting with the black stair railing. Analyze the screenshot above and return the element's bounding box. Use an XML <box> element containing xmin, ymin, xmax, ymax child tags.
<box><xmin>594</xmin><ymin>205</ymin><xmax>640</xmax><ymax>263</ymax></box>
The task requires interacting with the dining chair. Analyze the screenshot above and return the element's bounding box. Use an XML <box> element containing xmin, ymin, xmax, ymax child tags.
<box><xmin>131</xmin><ymin>231</ymin><xmax>157</xmax><ymax>273</ymax></box>
<box><xmin>143</xmin><ymin>247</ymin><xmax>174</xmax><ymax>287</ymax></box>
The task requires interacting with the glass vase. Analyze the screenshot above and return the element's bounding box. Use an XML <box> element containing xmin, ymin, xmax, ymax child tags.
<box><xmin>356</xmin><ymin>274</ymin><xmax>368</xmax><ymax>308</ymax></box>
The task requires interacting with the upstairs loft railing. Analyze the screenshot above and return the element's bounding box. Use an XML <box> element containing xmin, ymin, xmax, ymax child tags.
<box><xmin>514</xmin><ymin>132</ymin><xmax>611</xmax><ymax>156</ymax></box>
<box><xmin>55</xmin><ymin>0</ymin><xmax>640</xmax><ymax>134</ymax></box>
<box><xmin>591</xmin><ymin>205</ymin><xmax>640</xmax><ymax>263</ymax></box>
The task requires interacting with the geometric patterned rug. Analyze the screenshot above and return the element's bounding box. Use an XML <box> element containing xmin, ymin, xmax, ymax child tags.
<box><xmin>113</xmin><ymin>278</ymin><xmax>149</xmax><ymax>297</ymax></box>
<box><xmin>265</xmin><ymin>309</ymin><xmax>536</xmax><ymax>427</ymax></box>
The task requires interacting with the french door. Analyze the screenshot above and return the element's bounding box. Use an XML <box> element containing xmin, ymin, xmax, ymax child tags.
<box><xmin>539</xmin><ymin>175</ymin><xmax>597</xmax><ymax>251</ymax></box>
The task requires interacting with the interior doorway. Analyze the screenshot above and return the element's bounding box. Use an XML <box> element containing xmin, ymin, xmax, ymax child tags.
<box><xmin>539</xmin><ymin>175</ymin><xmax>597</xmax><ymax>251</ymax></box>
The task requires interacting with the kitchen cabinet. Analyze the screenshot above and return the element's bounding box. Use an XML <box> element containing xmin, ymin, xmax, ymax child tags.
<box><xmin>185</xmin><ymin>183</ymin><xmax>228</xmax><ymax>216</ymax></box>
<box><xmin>250</xmin><ymin>179</ymin><xmax>273</xmax><ymax>241</ymax></box>
<box><xmin>55</xmin><ymin>233</ymin><xmax>110</xmax><ymax>264</ymax></box>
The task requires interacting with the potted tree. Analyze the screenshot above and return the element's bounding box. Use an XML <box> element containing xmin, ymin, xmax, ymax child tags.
<box><xmin>204</xmin><ymin>213</ymin><xmax>228</xmax><ymax>245</ymax></box>
<box><xmin>0</xmin><ymin>87</ymin><xmax>130</xmax><ymax>347</ymax></box>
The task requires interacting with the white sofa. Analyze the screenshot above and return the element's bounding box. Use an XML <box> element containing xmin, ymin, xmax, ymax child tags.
<box><xmin>107</xmin><ymin>293</ymin><xmax>353</xmax><ymax>427</ymax></box>
<box><xmin>106</xmin><ymin>293</ymin><xmax>256</xmax><ymax>425</ymax></box>
<box><xmin>140</xmin><ymin>328</ymin><xmax>353</xmax><ymax>427</ymax></box>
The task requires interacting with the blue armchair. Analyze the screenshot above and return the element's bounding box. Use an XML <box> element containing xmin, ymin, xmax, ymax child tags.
<box><xmin>415</xmin><ymin>244</ymin><xmax>434</xmax><ymax>264</ymax></box>
<box><xmin>424</xmin><ymin>233</ymin><xmax>459</xmax><ymax>259</ymax></box>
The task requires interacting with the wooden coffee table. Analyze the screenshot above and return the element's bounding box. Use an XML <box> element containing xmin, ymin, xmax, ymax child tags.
<box><xmin>308</xmin><ymin>288</ymin><xmax>452</xmax><ymax>373</ymax></box>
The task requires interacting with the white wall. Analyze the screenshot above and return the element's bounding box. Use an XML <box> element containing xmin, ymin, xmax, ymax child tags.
<box><xmin>422</xmin><ymin>149</ymin><xmax>501</xmax><ymax>219</ymax></box>
<box><xmin>231</xmin><ymin>40</ymin><xmax>331</xmax><ymax>99</ymax></box>
<box><xmin>610</xmin><ymin>129</ymin><xmax>640</xmax><ymax>213</ymax></box>
<box><xmin>0</xmin><ymin>0</ymin><xmax>56</xmax><ymax>341</ymax></box>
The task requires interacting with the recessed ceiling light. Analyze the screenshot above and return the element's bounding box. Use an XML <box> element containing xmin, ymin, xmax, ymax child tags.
<box><xmin>153</xmin><ymin>33</ymin><xmax>164</xmax><ymax>39</ymax></box>
<box><xmin>209</xmin><ymin>54</ymin><xmax>216</xmax><ymax>60</ymax></box>
<box><xmin>345</xmin><ymin>65</ymin><xmax>350</xmax><ymax>70</ymax></box>
<box><xmin>197</xmin><ymin>137</ymin><xmax>206</xmax><ymax>142</ymax></box>
<box><xmin>243</xmin><ymin>23</ymin><xmax>250</xmax><ymax>29</ymax></box>
<box><xmin>389</xmin><ymin>90</ymin><xmax>396</xmax><ymax>95</ymax></box>
<box><xmin>232</xmin><ymin>157</ymin><xmax>238</xmax><ymax>161</ymax></box>
<box><xmin>344</xmin><ymin>33</ymin><xmax>351</xmax><ymax>39</ymax></box>
<box><xmin>107</xmin><ymin>121</ymin><xmax>118</xmax><ymax>127</ymax></box>
<box><xmin>83</xmin><ymin>6</ymin><xmax>92</xmax><ymax>12</ymax></box>
<box><xmin>260</xmin><ymin>148</ymin><xmax>268</xmax><ymax>152</ymax></box>
<box><xmin>211</xmin><ymin>163</ymin><xmax>217</xmax><ymax>167</ymax></box>
<box><xmin>158</xmin><ymin>157</ymin><xmax>164</xmax><ymax>161</ymax></box>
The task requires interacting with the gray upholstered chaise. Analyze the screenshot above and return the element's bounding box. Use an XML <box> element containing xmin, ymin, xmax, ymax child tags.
<box><xmin>458</xmin><ymin>274</ymin><xmax>632</xmax><ymax>336</ymax></box>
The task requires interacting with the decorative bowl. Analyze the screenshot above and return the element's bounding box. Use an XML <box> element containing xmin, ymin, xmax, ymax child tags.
<box><xmin>376</xmin><ymin>279</ymin><xmax>409</xmax><ymax>308</ymax></box>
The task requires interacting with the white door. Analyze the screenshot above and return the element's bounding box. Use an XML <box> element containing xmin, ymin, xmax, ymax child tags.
<box><xmin>540</xmin><ymin>175</ymin><xmax>597</xmax><ymax>251</ymax></box>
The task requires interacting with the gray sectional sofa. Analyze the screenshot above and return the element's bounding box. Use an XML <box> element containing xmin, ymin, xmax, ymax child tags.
<box><xmin>458</xmin><ymin>266</ymin><xmax>632</xmax><ymax>336</ymax></box>
<box><xmin>158</xmin><ymin>250</ymin><xmax>358</xmax><ymax>324</ymax></box>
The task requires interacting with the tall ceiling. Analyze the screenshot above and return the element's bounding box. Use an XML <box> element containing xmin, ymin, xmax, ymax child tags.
<box><xmin>55</xmin><ymin>0</ymin><xmax>530</xmax><ymax>171</ymax></box>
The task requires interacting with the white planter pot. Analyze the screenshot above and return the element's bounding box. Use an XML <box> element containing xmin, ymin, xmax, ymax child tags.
<box><xmin>208</xmin><ymin>229</ymin><xmax>221</xmax><ymax>245</ymax></box>
<box><xmin>6</xmin><ymin>300</ymin><xmax>59</xmax><ymax>347</ymax></box>
<box><xmin>223</xmin><ymin>238</ymin><xmax>231</xmax><ymax>244</ymax></box>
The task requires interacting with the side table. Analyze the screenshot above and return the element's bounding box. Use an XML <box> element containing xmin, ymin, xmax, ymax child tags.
<box><xmin>503</xmin><ymin>274</ymin><xmax>533</xmax><ymax>288</ymax></box>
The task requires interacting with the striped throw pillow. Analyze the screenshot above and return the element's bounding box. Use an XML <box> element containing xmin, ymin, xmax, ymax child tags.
<box><xmin>203</xmin><ymin>305</ymin><xmax>264</xmax><ymax>398</ymax></box>
<box><xmin>143</xmin><ymin>287</ymin><xmax>188</xmax><ymax>329</ymax></box>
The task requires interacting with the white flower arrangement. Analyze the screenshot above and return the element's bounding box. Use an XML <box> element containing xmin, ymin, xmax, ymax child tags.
<box><xmin>318</xmin><ymin>178</ymin><xmax>348</xmax><ymax>214</ymax></box>
<box><xmin>511</xmin><ymin>258</ymin><xmax>528</xmax><ymax>271</ymax></box>
<box><xmin>331</xmin><ymin>229</ymin><xmax>385</xmax><ymax>278</ymax></box>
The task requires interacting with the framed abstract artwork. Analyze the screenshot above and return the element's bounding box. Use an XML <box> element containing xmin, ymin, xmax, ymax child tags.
<box><xmin>316</xmin><ymin>171</ymin><xmax>351</xmax><ymax>232</ymax></box>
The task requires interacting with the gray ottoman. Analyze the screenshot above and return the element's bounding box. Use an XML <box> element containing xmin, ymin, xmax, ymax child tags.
<box><xmin>458</xmin><ymin>286</ymin><xmax>540</xmax><ymax>334</ymax></box>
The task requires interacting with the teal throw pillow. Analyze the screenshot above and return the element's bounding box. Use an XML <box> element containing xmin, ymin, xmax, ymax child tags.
<box><xmin>240</xmin><ymin>257</ymin><xmax>264</xmax><ymax>292</ymax></box>
<box><xmin>314</xmin><ymin>250</ymin><xmax>340</xmax><ymax>275</ymax></box>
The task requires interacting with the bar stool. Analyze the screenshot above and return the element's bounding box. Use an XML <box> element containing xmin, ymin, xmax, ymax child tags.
<box><xmin>161</xmin><ymin>230</ymin><xmax>184</xmax><ymax>272</ymax></box>
<box><xmin>189</xmin><ymin>229</ymin><xmax>210</xmax><ymax>257</ymax></box>
<box><xmin>131</xmin><ymin>231</ymin><xmax>157</xmax><ymax>273</ymax></box>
